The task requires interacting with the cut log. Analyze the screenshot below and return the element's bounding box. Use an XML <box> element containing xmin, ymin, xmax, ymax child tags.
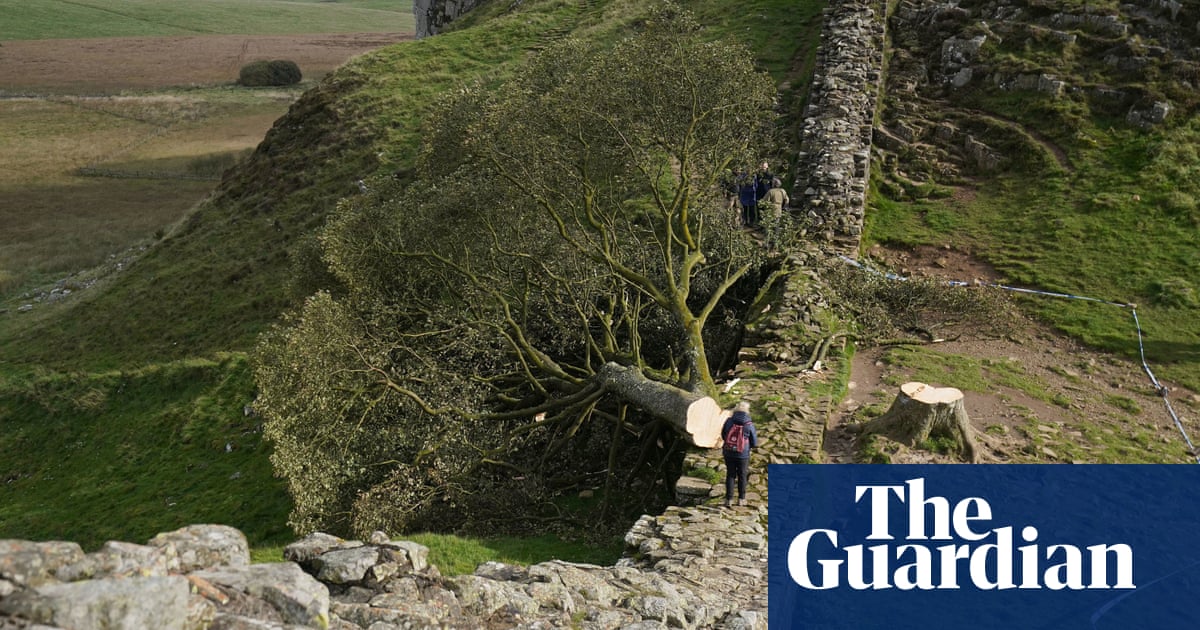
<box><xmin>597</xmin><ymin>362</ymin><xmax>727</xmax><ymax>448</ymax></box>
<box><xmin>858</xmin><ymin>382</ymin><xmax>979</xmax><ymax>462</ymax></box>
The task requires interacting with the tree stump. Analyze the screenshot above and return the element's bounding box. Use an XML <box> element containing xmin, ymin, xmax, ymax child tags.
<box><xmin>858</xmin><ymin>382</ymin><xmax>979</xmax><ymax>463</ymax></box>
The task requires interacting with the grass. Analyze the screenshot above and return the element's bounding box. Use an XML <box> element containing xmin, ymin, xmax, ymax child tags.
<box><xmin>0</xmin><ymin>354</ymin><xmax>293</xmax><ymax>550</ymax></box>
<box><xmin>248</xmin><ymin>531</ymin><xmax>623</xmax><ymax>574</ymax></box>
<box><xmin>0</xmin><ymin>88</ymin><xmax>299</xmax><ymax>298</ymax></box>
<box><xmin>406</xmin><ymin>532</ymin><xmax>624</xmax><ymax>576</ymax></box>
<box><xmin>867</xmin><ymin>20</ymin><xmax>1200</xmax><ymax>394</ymax></box>
<box><xmin>880</xmin><ymin>346</ymin><xmax>1057</xmax><ymax>402</ymax></box>
<box><xmin>2</xmin><ymin>0</ymin><xmax>414</xmax><ymax>40</ymax></box>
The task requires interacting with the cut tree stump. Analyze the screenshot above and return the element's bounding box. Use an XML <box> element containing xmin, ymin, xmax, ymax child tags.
<box><xmin>858</xmin><ymin>382</ymin><xmax>979</xmax><ymax>462</ymax></box>
<box><xmin>597</xmin><ymin>362</ymin><xmax>727</xmax><ymax>448</ymax></box>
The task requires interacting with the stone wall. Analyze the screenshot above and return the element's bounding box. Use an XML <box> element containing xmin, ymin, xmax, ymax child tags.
<box><xmin>792</xmin><ymin>0</ymin><xmax>889</xmax><ymax>250</ymax></box>
<box><xmin>0</xmin><ymin>523</ymin><xmax>769</xmax><ymax>629</ymax></box>
<box><xmin>413</xmin><ymin>0</ymin><xmax>485</xmax><ymax>38</ymax></box>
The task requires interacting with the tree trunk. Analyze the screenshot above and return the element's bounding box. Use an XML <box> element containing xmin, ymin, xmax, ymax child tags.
<box><xmin>859</xmin><ymin>382</ymin><xmax>979</xmax><ymax>463</ymax></box>
<box><xmin>597</xmin><ymin>362</ymin><xmax>726</xmax><ymax>448</ymax></box>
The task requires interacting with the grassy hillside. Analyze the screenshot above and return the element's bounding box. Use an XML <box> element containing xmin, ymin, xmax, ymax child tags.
<box><xmin>867</xmin><ymin>0</ymin><xmax>1200</xmax><ymax>393</ymax></box>
<box><xmin>0</xmin><ymin>355</ymin><xmax>291</xmax><ymax>548</ymax></box>
<box><xmin>0</xmin><ymin>0</ymin><xmax>822</xmax><ymax>548</ymax></box>
<box><xmin>1</xmin><ymin>0</ymin><xmax>414</xmax><ymax>40</ymax></box>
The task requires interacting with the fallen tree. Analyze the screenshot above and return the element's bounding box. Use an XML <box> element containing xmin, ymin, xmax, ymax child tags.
<box><xmin>254</xmin><ymin>3</ymin><xmax>779</xmax><ymax>536</ymax></box>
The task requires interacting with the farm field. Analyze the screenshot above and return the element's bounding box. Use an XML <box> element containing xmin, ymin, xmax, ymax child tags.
<box><xmin>0</xmin><ymin>33</ymin><xmax>409</xmax><ymax>94</ymax></box>
<box><xmin>0</xmin><ymin>1</ymin><xmax>414</xmax><ymax>296</ymax></box>
<box><xmin>0</xmin><ymin>0</ymin><xmax>414</xmax><ymax>40</ymax></box>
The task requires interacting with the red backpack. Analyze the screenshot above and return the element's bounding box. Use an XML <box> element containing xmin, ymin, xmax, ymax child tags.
<box><xmin>723</xmin><ymin>422</ymin><xmax>750</xmax><ymax>454</ymax></box>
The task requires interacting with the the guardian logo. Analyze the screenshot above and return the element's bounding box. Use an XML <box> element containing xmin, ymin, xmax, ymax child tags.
<box><xmin>787</xmin><ymin>478</ymin><xmax>1135</xmax><ymax>591</ymax></box>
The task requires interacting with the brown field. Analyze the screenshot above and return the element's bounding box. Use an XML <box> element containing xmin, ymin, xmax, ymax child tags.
<box><xmin>0</xmin><ymin>33</ymin><xmax>412</xmax><ymax>93</ymax></box>
<box><xmin>0</xmin><ymin>33</ymin><xmax>411</xmax><ymax>294</ymax></box>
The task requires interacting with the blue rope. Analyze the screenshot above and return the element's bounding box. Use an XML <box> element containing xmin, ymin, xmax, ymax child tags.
<box><xmin>839</xmin><ymin>255</ymin><xmax>1200</xmax><ymax>463</ymax></box>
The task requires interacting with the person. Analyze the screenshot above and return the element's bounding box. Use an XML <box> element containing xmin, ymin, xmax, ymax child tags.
<box><xmin>721</xmin><ymin>401</ymin><xmax>758</xmax><ymax>508</ymax></box>
<box><xmin>759</xmin><ymin>177</ymin><xmax>790</xmax><ymax>249</ymax></box>
<box><xmin>720</xmin><ymin>168</ymin><xmax>740</xmax><ymax>226</ymax></box>
<box><xmin>754</xmin><ymin>161</ymin><xmax>774</xmax><ymax>201</ymax></box>
<box><xmin>736</xmin><ymin>170</ymin><xmax>759</xmax><ymax>228</ymax></box>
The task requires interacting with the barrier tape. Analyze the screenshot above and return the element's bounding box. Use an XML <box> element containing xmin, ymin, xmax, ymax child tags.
<box><xmin>838</xmin><ymin>255</ymin><xmax>1199</xmax><ymax>464</ymax></box>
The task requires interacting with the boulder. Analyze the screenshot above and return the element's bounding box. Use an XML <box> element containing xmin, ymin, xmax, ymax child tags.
<box><xmin>148</xmin><ymin>525</ymin><xmax>250</xmax><ymax>572</ymax></box>
<box><xmin>0</xmin><ymin>540</ymin><xmax>84</xmax><ymax>587</ymax></box>
<box><xmin>284</xmin><ymin>533</ymin><xmax>360</xmax><ymax>572</ymax></box>
<box><xmin>56</xmin><ymin>541</ymin><xmax>179</xmax><ymax>582</ymax></box>
<box><xmin>314</xmin><ymin>547</ymin><xmax>380</xmax><ymax>585</ymax></box>
<box><xmin>191</xmin><ymin>563</ymin><xmax>329</xmax><ymax>628</ymax></box>
<box><xmin>0</xmin><ymin>576</ymin><xmax>190</xmax><ymax>630</ymax></box>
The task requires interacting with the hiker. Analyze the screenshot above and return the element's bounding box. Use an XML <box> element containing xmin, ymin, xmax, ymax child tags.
<box><xmin>736</xmin><ymin>170</ymin><xmax>759</xmax><ymax>227</ymax></box>
<box><xmin>759</xmin><ymin>177</ymin><xmax>790</xmax><ymax>248</ymax></box>
<box><xmin>721</xmin><ymin>401</ymin><xmax>759</xmax><ymax>508</ymax></box>
<box><xmin>754</xmin><ymin>161</ymin><xmax>774</xmax><ymax>201</ymax></box>
<box><xmin>721</xmin><ymin>168</ymin><xmax>741</xmax><ymax>226</ymax></box>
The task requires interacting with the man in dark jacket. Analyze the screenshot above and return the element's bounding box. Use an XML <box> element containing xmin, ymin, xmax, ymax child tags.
<box><xmin>721</xmin><ymin>401</ymin><xmax>759</xmax><ymax>508</ymax></box>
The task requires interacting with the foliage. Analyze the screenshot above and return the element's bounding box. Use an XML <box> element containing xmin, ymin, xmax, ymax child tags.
<box><xmin>238</xmin><ymin>60</ymin><xmax>303</xmax><ymax>87</ymax></box>
<box><xmin>255</xmin><ymin>3</ymin><xmax>779</xmax><ymax>537</ymax></box>
<box><xmin>827</xmin><ymin>263</ymin><xmax>1018</xmax><ymax>343</ymax></box>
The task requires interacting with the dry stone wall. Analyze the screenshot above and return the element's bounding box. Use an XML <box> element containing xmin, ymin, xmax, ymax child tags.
<box><xmin>413</xmin><ymin>0</ymin><xmax>485</xmax><ymax>38</ymax></box>
<box><xmin>793</xmin><ymin>0</ymin><xmax>889</xmax><ymax>250</ymax></box>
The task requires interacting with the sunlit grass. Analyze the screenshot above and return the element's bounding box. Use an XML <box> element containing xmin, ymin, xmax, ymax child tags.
<box><xmin>2</xmin><ymin>0</ymin><xmax>414</xmax><ymax>40</ymax></box>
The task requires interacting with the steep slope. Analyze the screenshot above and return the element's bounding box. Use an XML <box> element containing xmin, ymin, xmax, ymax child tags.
<box><xmin>0</xmin><ymin>0</ymin><xmax>821</xmax><ymax>546</ymax></box>
<box><xmin>868</xmin><ymin>0</ymin><xmax>1200</xmax><ymax>392</ymax></box>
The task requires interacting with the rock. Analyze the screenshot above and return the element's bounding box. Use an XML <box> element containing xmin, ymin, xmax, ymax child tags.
<box><xmin>674</xmin><ymin>475</ymin><xmax>714</xmax><ymax>499</ymax></box>
<box><xmin>148</xmin><ymin>525</ymin><xmax>249</xmax><ymax>573</ymax></box>
<box><xmin>56</xmin><ymin>541</ymin><xmax>179</xmax><ymax>582</ymax></box>
<box><xmin>186</xmin><ymin>592</ymin><xmax>217</xmax><ymax>629</ymax></box>
<box><xmin>191</xmin><ymin>563</ymin><xmax>329</xmax><ymax>628</ymax></box>
<box><xmin>950</xmin><ymin>67</ymin><xmax>973</xmax><ymax>87</ymax></box>
<box><xmin>413</xmin><ymin>0</ymin><xmax>485</xmax><ymax>38</ymax></box>
<box><xmin>315</xmin><ymin>547</ymin><xmax>380</xmax><ymax>585</ymax></box>
<box><xmin>284</xmin><ymin>533</ymin><xmax>359</xmax><ymax>571</ymax></box>
<box><xmin>449</xmin><ymin>575</ymin><xmax>539</xmax><ymax>618</ymax></box>
<box><xmin>0</xmin><ymin>576</ymin><xmax>190</xmax><ymax>630</ymax></box>
<box><xmin>0</xmin><ymin>540</ymin><xmax>85</xmax><ymax>588</ymax></box>
<box><xmin>529</xmin><ymin>561</ymin><xmax>619</xmax><ymax>605</ymax></box>
<box><xmin>384</xmin><ymin>541</ymin><xmax>429</xmax><ymax>573</ymax></box>
<box><xmin>474</xmin><ymin>561</ymin><xmax>528</xmax><ymax>582</ymax></box>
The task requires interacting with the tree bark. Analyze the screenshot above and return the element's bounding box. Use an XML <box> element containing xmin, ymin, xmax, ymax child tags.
<box><xmin>859</xmin><ymin>382</ymin><xmax>979</xmax><ymax>463</ymax></box>
<box><xmin>597</xmin><ymin>362</ymin><xmax>726</xmax><ymax>448</ymax></box>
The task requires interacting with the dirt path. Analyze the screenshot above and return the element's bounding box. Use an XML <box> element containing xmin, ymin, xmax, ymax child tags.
<box><xmin>824</xmin><ymin>245</ymin><xmax>1200</xmax><ymax>464</ymax></box>
<box><xmin>0</xmin><ymin>33</ymin><xmax>412</xmax><ymax>94</ymax></box>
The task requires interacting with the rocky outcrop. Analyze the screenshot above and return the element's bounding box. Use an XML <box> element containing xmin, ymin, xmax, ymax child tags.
<box><xmin>413</xmin><ymin>0</ymin><xmax>485</xmax><ymax>38</ymax></box>
<box><xmin>876</xmin><ymin>0</ymin><xmax>1198</xmax><ymax>183</ymax></box>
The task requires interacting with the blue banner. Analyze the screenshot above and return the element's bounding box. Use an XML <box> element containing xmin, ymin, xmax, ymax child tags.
<box><xmin>768</xmin><ymin>465</ymin><xmax>1200</xmax><ymax>629</ymax></box>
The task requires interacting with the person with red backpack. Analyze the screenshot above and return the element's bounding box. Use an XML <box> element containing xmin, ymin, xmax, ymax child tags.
<box><xmin>721</xmin><ymin>401</ymin><xmax>759</xmax><ymax>508</ymax></box>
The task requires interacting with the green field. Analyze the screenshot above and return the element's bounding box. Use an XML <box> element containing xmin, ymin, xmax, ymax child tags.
<box><xmin>0</xmin><ymin>0</ymin><xmax>414</xmax><ymax>40</ymax></box>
